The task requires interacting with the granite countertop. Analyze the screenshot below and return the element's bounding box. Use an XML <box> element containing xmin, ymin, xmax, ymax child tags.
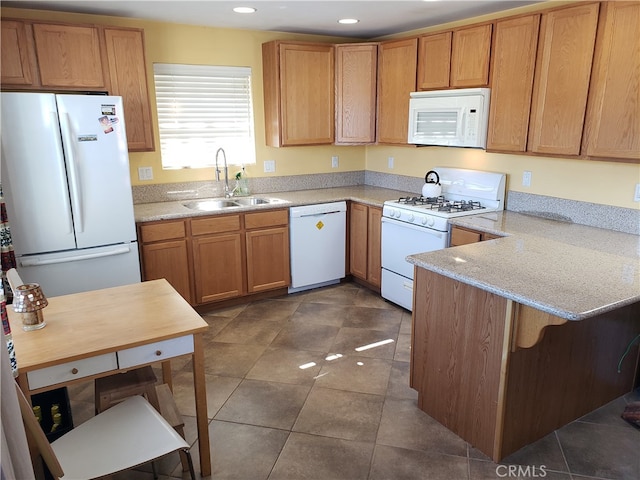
<box><xmin>407</xmin><ymin>211</ymin><xmax>640</xmax><ymax>321</ymax></box>
<box><xmin>133</xmin><ymin>185</ymin><xmax>405</xmax><ymax>222</ymax></box>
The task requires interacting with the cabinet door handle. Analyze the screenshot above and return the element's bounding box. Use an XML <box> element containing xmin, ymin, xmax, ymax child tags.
<box><xmin>155</xmin><ymin>350</ymin><xmax>162</xmax><ymax>356</ymax></box>
<box><xmin>71</xmin><ymin>368</ymin><xmax>79</xmax><ymax>375</ymax></box>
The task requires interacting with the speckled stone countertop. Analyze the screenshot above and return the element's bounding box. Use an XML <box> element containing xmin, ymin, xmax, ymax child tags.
<box><xmin>407</xmin><ymin>211</ymin><xmax>640</xmax><ymax>321</ymax></box>
<box><xmin>133</xmin><ymin>186</ymin><xmax>405</xmax><ymax>222</ymax></box>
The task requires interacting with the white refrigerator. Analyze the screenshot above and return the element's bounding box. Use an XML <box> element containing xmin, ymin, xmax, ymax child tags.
<box><xmin>0</xmin><ymin>92</ymin><xmax>141</xmax><ymax>297</ymax></box>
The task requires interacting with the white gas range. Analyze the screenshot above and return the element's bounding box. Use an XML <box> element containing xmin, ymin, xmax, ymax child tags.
<box><xmin>381</xmin><ymin>167</ymin><xmax>506</xmax><ymax>311</ymax></box>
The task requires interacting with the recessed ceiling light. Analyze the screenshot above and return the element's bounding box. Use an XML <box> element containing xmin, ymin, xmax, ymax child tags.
<box><xmin>338</xmin><ymin>18</ymin><xmax>359</xmax><ymax>25</ymax></box>
<box><xmin>233</xmin><ymin>7</ymin><xmax>256</xmax><ymax>14</ymax></box>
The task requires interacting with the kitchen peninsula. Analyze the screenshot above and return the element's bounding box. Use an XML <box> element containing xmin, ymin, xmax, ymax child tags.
<box><xmin>407</xmin><ymin>212</ymin><xmax>640</xmax><ymax>462</ymax></box>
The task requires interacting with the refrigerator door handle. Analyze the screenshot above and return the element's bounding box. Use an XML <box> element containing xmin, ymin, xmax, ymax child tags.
<box><xmin>19</xmin><ymin>245</ymin><xmax>133</xmax><ymax>267</ymax></box>
<box><xmin>50</xmin><ymin>111</ymin><xmax>75</xmax><ymax>235</ymax></box>
<box><xmin>59</xmin><ymin>113</ymin><xmax>84</xmax><ymax>233</ymax></box>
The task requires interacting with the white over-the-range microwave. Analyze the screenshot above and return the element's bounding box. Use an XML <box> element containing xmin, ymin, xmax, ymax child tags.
<box><xmin>407</xmin><ymin>87</ymin><xmax>490</xmax><ymax>148</ymax></box>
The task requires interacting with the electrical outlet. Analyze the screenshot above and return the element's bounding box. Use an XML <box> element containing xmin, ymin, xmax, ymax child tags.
<box><xmin>331</xmin><ymin>156</ymin><xmax>339</xmax><ymax>168</ymax></box>
<box><xmin>634</xmin><ymin>183</ymin><xmax>640</xmax><ymax>202</ymax></box>
<box><xmin>263</xmin><ymin>160</ymin><xmax>275</xmax><ymax>173</ymax></box>
<box><xmin>137</xmin><ymin>166</ymin><xmax>153</xmax><ymax>181</ymax></box>
<box><xmin>388</xmin><ymin>156</ymin><xmax>394</xmax><ymax>169</ymax></box>
<box><xmin>522</xmin><ymin>171</ymin><xmax>532</xmax><ymax>187</ymax></box>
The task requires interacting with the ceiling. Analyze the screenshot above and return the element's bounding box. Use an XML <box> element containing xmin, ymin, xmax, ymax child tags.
<box><xmin>4</xmin><ymin>0</ymin><xmax>543</xmax><ymax>39</ymax></box>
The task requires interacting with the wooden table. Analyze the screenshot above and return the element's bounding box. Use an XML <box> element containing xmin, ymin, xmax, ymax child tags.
<box><xmin>10</xmin><ymin>279</ymin><xmax>211</xmax><ymax>477</ymax></box>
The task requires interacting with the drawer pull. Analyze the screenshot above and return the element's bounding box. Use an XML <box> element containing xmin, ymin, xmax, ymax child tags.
<box><xmin>71</xmin><ymin>368</ymin><xmax>79</xmax><ymax>375</ymax></box>
<box><xmin>155</xmin><ymin>350</ymin><xmax>162</xmax><ymax>356</ymax></box>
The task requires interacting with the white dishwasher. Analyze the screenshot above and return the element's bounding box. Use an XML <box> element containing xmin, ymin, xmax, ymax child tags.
<box><xmin>289</xmin><ymin>201</ymin><xmax>347</xmax><ymax>293</ymax></box>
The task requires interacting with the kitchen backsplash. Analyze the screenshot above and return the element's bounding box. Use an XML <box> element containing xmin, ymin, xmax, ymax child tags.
<box><xmin>506</xmin><ymin>191</ymin><xmax>639</xmax><ymax>235</ymax></box>
<box><xmin>132</xmin><ymin>172</ymin><xmax>637</xmax><ymax>235</ymax></box>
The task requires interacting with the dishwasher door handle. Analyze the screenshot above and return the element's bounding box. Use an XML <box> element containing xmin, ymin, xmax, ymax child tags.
<box><xmin>298</xmin><ymin>210</ymin><xmax>341</xmax><ymax>218</ymax></box>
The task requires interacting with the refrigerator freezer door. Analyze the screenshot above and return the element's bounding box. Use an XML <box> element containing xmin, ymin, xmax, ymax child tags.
<box><xmin>56</xmin><ymin>95</ymin><xmax>137</xmax><ymax>249</ymax></box>
<box><xmin>16</xmin><ymin>242</ymin><xmax>141</xmax><ymax>297</ymax></box>
<box><xmin>0</xmin><ymin>93</ymin><xmax>77</xmax><ymax>255</ymax></box>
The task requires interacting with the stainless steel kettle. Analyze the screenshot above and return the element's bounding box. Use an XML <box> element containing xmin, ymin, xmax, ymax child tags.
<box><xmin>422</xmin><ymin>170</ymin><xmax>442</xmax><ymax>198</ymax></box>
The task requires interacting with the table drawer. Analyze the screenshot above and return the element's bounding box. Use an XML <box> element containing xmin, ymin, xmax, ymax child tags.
<box><xmin>27</xmin><ymin>353</ymin><xmax>118</xmax><ymax>390</ymax></box>
<box><xmin>118</xmin><ymin>335</ymin><xmax>194</xmax><ymax>368</ymax></box>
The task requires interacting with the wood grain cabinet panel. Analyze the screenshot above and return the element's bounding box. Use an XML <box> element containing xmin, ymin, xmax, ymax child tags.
<box><xmin>192</xmin><ymin>233</ymin><xmax>244</xmax><ymax>303</ymax></box>
<box><xmin>487</xmin><ymin>14</ymin><xmax>540</xmax><ymax>152</ymax></box>
<box><xmin>366</xmin><ymin>206</ymin><xmax>382</xmax><ymax>287</ymax></box>
<box><xmin>263</xmin><ymin>41</ymin><xmax>334</xmax><ymax>146</ymax></box>
<box><xmin>416</xmin><ymin>32</ymin><xmax>451</xmax><ymax>90</ymax></box>
<box><xmin>450</xmin><ymin>226</ymin><xmax>501</xmax><ymax>246</ymax></box>
<box><xmin>450</xmin><ymin>24</ymin><xmax>492</xmax><ymax>88</ymax></box>
<box><xmin>104</xmin><ymin>27</ymin><xmax>155</xmax><ymax>152</ymax></box>
<box><xmin>245</xmin><ymin>210</ymin><xmax>290</xmax><ymax>293</ymax></box>
<box><xmin>246</xmin><ymin>227</ymin><xmax>290</xmax><ymax>293</ymax></box>
<box><xmin>376</xmin><ymin>38</ymin><xmax>417</xmax><ymax>145</ymax></box>
<box><xmin>349</xmin><ymin>202</ymin><xmax>381</xmax><ymax>288</ymax></box>
<box><xmin>141</xmin><ymin>239</ymin><xmax>191</xmax><ymax>302</ymax></box>
<box><xmin>583</xmin><ymin>1</ymin><xmax>640</xmax><ymax>161</ymax></box>
<box><xmin>32</xmin><ymin>23</ymin><xmax>107</xmax><ymax>89</ymax></box>
<box><xmin>528</xmin><ymin>3</ymin><xmax>599</xmax><ymax>155</ymax></box>
<box><xmin>138</xmin><ymin>220</ymin><xmax>191</xmax><ymax>302</ymax></box>
<box><xmin>417</xmin><ymin>24</ymin><xmax>491</xmax><ymax>91</ymax></box>
<box><xmin>1</xmin><ymin>20</ymin><xmax>34</xmax><ymax>86</ymax></box>
<box><xmin>335</xmin><ymin>43</ymin><xmax>378</xmax><ymax>144</ymax></box>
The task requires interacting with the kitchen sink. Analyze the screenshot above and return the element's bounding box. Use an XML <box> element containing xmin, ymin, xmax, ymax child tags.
<box><xmin>232</xmin><ymin>197</ymin><xmax>270</xmax><ymax>206</ymax></box>
<box><xmin>182</xmin><ymin>197</ymin><xmax>287</xmax><ymax>211</ymax></box>
<box><xmin>183</xmin><ymin>199</ymin><xmax>239</xmax><ymax>211</ymax></box>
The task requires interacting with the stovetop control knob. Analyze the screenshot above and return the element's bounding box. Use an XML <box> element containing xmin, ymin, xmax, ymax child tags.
<box><xmin>420</xmin><ymin>216</ymin><xmax>428</xmax><ymax>225</ymax></box>
<box><xmin>394</xmin><ymin>210</ymin><xmax>402</xmax><ymax>219</ymax></box>
<box><xmin>427</xmin><ymin>217</ymin><xmax>435</xmax><ymax>227</ymax></box>
<box><xmin>407</xmin><ymin>213</ymin><xmax>415</xmax><ymax>222</ymax></box>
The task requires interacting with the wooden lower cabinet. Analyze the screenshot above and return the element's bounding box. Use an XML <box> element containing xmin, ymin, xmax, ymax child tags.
<box><xmin>246</xmin><ymin>227</ymin><xmax>290</xmax><ymax>293</ymax></box>
<box><xmin>245</xmin><ymin>209</ymin><xmax>290</xmax><ymax>293</ymax></box>
<box><xmin>192</xmin><ymin>233</ymin><xmax>244</xmax><ymax>303</ymax></box>
<box><xmin>349</xmin><ymin>202</ymin><xmax>381</xmax><ymax>288</ymax></box>
<box><xmin>138</xmin><ymin>220</ymin><xmax>191</xmax><ymax>302</ymax></box>
<box><xmin>411</xmin><ymin>267</ymin><xmax>640</xmax><ymax>461</ymax></box>
<box><xmin>450</xmin><ymin>225</ymin><xmax>501</xmax><ymax>246</ymax></box>
<box><xmin>138</xmin><ymin>209</ymin><xmax>290</xmax><ymax>307</ymax></box>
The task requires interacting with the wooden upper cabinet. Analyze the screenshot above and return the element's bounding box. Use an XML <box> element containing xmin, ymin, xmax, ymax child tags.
<box><xmin>262</xmin><ymin>41</ymin><xmax>334</xmax><ymax>146</ymax></box>
<box><xmin>104</xmin><ymin>27</ymin><xmax>155</xmax><ymax>152</ymax></box>
<box><xmin>583</xmin><ymin>1</ymin><xmax>640</xmax><ymax>161</ymax></box>
<box><xmin>377</xmin><ymin>37</ymin><xmax>417</xmax><ymax>144</ymax></box>
<box><xmin>417</xmin><ymin>24</ymin><xmax>491</xmax><ymax>91</ymax></box>
<box><xmin>450</xmin><ymin>24</ymin><xmax>492</xmax><ymax>88</ymax></box>
<box><xmin>32</xmin><ymin>23</ymin><xmax>107</xmax><ymax>89</ymax></box>
<box><xmin>486</xmin><ymin>14</ymin><xmax>540</xmax><ymax>152</ymax></box>
<box><xmin>417</xmin><ymin>32</ymin><xmax>451</xmax><ymax>90</ymax></box>
<box><xmin>528</xmin><ymin>3</ymin><xmax>599</xmax><ymax>156</ymax></box>
<box><xmin>335</xmin><ymin>43</ymin><xmax>378</xmax><ymax>144</ymax></box>
<box><xmin>1</xmin><ymin>20</ymin><xmax>34</xmax><ymax>86</ymax></box>
<box><xmin>1</xmin><ymin>20</ymin><xmax>154</xmax><ymax>152</ymax></box>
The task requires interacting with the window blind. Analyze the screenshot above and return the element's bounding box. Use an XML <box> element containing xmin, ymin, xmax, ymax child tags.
<box><xmin>153</xmin><ymin>63</ymin><xmax>255</xmax><ymax>169</ymax></box>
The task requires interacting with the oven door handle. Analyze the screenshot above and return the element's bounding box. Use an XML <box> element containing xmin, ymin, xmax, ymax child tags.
<box><xmin>381</xmin><ymin>216</ymin><xmax>447</xmax><ymax>239</ymax></box>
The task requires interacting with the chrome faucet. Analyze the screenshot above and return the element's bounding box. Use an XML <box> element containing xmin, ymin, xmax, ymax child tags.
<box><xmin>215</xmin><ymin>148</ymin><xmax>231</xmax><ymax>197</ymax></box>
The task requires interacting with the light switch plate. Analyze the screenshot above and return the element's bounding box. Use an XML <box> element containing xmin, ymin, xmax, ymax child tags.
<box><xmin>138</xmin><ymin>166</ymin><xmax>153</xmax><ymax>181</ymax></box>
<box><xmin>634</xmin><ymin>183</ymin><xmax>640</xmax><ymax>202</ymax></box>
<box><xmin>388</xmin><ymin>156</ymin><xmax>394</xmax><ymax>169</ymax></box>
<box><xmin>264</xmin><ymin>160</ymin><xmax>276</xmax><ymax>173</ymax></box>
<box><xmin>331</xmin><ymin>156</ymin><xmax>339</xmax><ymax>168</ymax></box>
<box><xmin>522</xmin><ymin>171</ymin><xmax>532</xmax><ymax>187</ymax></box>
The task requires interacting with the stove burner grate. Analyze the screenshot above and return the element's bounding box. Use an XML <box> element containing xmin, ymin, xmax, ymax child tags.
<box><xmin>396</xmin><ymin>196</ymin><xmax>486</xmax><ymax>213</ymax></box>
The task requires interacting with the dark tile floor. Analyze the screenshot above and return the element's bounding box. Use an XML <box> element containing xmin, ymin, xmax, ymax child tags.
<box><xmin>67</xmin><ymin>282</ymin><xmax>640</xmax><ymax>480</ymax></box>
